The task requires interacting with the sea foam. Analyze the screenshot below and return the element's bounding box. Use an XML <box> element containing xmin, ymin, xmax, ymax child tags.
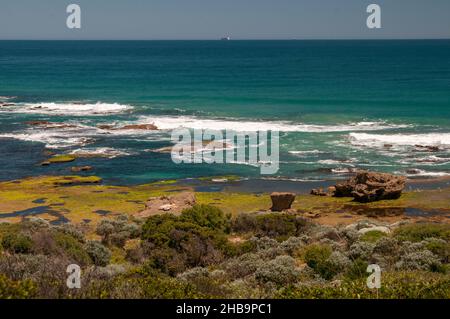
<box><xmin>349</xmin><ymin>132</ymin><xmax>450</xmax><ymax>148</ymax></box>
<box><xmin>1</xmin><ymin>102</ymin><xmax>131</xmax><ymax>115</ymax></box>
<box><xmin>138</xmin><ymin>116</ymin><xmax>408</xmax><ymax>133</ymax></box>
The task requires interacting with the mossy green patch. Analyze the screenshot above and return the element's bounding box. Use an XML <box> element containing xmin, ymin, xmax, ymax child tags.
<box><xmin>48</xmin><ymin>155</ymin><xmax>76</xmax><ymax>163</ymax></box>
<box><xmin>360</xmin><ymin>230</ymin><xmax>387</xmax><ymax>243</ymax></box>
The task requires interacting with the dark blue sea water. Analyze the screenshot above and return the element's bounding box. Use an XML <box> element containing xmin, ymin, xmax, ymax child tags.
<box><xmin>1</xmin><ymin>40</ymin><xmax>450</xmax><ymax>185</ymax></box>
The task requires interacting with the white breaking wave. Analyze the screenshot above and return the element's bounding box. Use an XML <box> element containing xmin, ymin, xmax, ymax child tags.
<box><xmin>0</xmin><ymin>132</ymin><xmax>93</xmax><ymax>149</ymax></box>
<box><xmin>0</xmin><ymin>123</ymin><xmax>99</xmax><ymax>149</ymax></box>
<box><xmin>69</xmin><ymin>147</ymin><xmax>133</xmax><ymax>158</ymax></box>
<box><xmin>1</xmin><ymin>102</ymin><xmax>131</xmax><ymax>115</ymax></box>
<box><xmin>138</xmin><ymin>116</ymin><xmax>409</xmax><ymax>133</ymax></box>
<box><xmin>318</xmin><ymin>159</ymin><xmax>356</xmax><ymax>165</ymax></box>
<box><xmin>401</xmin><ymin>169</ymin><xmax>450</xmax><ymax>177</ymax></box>
<box><xmin>349</xmin><ymin>132</ymin><xmax>450</xmax><ymax>148</ymax></box>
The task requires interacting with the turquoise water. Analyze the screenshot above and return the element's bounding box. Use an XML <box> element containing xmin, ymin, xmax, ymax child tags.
<box><xmin>1</xmin><ymin>40</ymin><xmax>450</xmax><ymax>184</ymax></box>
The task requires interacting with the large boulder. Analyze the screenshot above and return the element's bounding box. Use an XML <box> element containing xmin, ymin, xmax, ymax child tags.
<box><xmin>335</xmin><ymin>171</ymin><xmax>406</xmax><ymax>203</ymax></box>
<box><xmin>270</xmin><ymin>192</ymin><xmax>296</xmax><ymax>211</ymax></box>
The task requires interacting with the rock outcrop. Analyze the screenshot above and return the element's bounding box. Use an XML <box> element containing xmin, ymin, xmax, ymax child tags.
<box><xmin>270</xmin><ymin>192</ymin><xmax>296</xmax><ymax>211</ymax></box>
<box><xmin>334</xmin><ymin>171</ymin><xmax>406</xmax><ymax>203</ymax></box>
<box><xmin>71</xmin><ymin>166</ymin><xmax>93</xmax><ymax>172</ymax></box>
<box><xmin>138</xmin><ymin>192</ymin><xmax>196</xmax><ymax>217</ymax></box>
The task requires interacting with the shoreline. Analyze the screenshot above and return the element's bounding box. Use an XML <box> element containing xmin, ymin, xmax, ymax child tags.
<box><xmin>0</xmin><ymin>174</ymin><xmax>449</xmax><ymax>227</ymax></box>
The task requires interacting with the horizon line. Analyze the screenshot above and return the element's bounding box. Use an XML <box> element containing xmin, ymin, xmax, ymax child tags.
<box><xmin>1</xmin><ymin>37</ymin><xmax>450</xmax><ymax>41</ymax></box>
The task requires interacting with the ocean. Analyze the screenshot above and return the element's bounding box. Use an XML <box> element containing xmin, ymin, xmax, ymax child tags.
<box><xmin>1</xmin><ymin>40</ymin><xmax>450</xmax><ymax>185</ymax></box>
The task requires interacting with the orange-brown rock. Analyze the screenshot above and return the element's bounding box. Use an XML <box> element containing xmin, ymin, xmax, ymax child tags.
<box><xmin>270</xmin><ymin>192</ymin><xmax>296</xmax><ymax>211</ymax></box>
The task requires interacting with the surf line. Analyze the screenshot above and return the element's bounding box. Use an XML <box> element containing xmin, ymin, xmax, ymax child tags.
<box><xmin>170</xmin><ymin>128</ymin><xmax>280</xmax><ymax>175</ymax></box>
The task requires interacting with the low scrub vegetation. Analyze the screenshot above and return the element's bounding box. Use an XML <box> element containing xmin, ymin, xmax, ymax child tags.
<box><xmin>0</xmin><ymin>208</ymin><xmax>449</xmax><ymax>299</ymax></box>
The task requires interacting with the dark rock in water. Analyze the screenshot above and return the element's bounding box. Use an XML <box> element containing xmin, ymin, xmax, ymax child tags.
<box><xmin>384</xmin><ymin>144</ymin><xmax>393</xmax><ymax>148</ymax></box>
<box><xmin>97</xmin><ymin>125</ymin><xmax>114</xmax><ymax>130</ymax></box>
<box><xmin>0</xmin><ymin>103</ymin><xmax>15</xmax><ymax>107</ymax></box>
<box><xmin>335</xmin><ymin>171</ymin><xmax>406</xmax><ymax>203</ymax></box>
<box><xmin>406</xmin><ymin>169</ymin><xmax>421</xmax><ymax>175</ymax></box>
<box><xmin>71</xmin><ymin>166</ymin><xmax>93</xmax><ymax>172</ymax></box>
<box><xmin>310</xmin><ymin>188</ymin><xmax>327</xmax><ymax>196</ymax></box>
<box><xmin>270</xmin><ymin>192</ymin><xmax>296</xmax><ymax>211</ymax></box>
<box><xmin>118</xmin><ymin>124</ymin><xmax>158</xmax><ymax>130</ymax></box>
<box><xmin>25</xmin><ymin>120</ymin><xmax>52</xmax><ymax>126</ymax></box>
<box><xmin>415</xmin><ymin>145</ymin><xmax>440</xmax><ymax>152</ymax></box>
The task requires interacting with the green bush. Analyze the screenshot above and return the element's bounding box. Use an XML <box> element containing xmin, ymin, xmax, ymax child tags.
<box><xmin>302</xmin><ymin>244</ymin><xmax>337</xmax><ymax>280</ymax></box>
<box><xmin>85</xmin><ymin>241</ymin><xmax>111</xmax><ymax>266</ymax></box>
<box><xmin>0</xmin><ymin>274</ymin><xmax>36</xmax><ymax>299</ymax></box>
<box><xmin>277</xmin><ymin>271</ymin><xmax>450</xmax><ymax>299</ymax></box>
<box><xmin>254</xmin><ymin>255</ymin><xmax>300</xmax><ymax>286</ymax></box>
<box><xmin>394</xmin><ymin>223</ymin><xmax>450</xmax><ymax>242</ymax></box>
<box><xmin>53</xmin><ymin>231</ymin><xmax>92</xmax><ymax>265</ymax></box>
<box><xmin>423</xmin><ymin>238</ymin><xmax>450</xmax><ymax>263</ymax></box>
<box><xmin>232</xmin><ymin>213</ymin><xmax>309</xmax><ymax>239</ymax></box>
<box><xmin>360</xmin><ymin>230</ymin><xmax>387</xmax><ymax>243</ymax></box>
<box><xmin>96</xmin><ymin>215</ymin><xmax>140</xmax><ymax>247</ymax></box>
<box><xmin>1</xmin><ymin>233</ymin><xmax>33</xmax><ymax>254</ymax></box>
<box><xmin>180</xmin><ymin>205</ymin><xmax>231</xmax><ymax>232</ymax></box>
<box><xmin>345</xmin><ymin>259</ymin><xmax>369</xmax><ymax>280</ymax></box>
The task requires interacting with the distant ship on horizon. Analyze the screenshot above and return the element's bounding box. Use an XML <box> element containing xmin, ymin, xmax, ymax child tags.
<box><xmin>220</xmin><ymin>36</ymin><xmax>231</xmax><ymax>41</ymax></box>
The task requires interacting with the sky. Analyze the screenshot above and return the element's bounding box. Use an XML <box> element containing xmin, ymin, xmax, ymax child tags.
<box><xmin>0</xmin><ymin>0</ymin><xmax>449</xmax><ymax>40</ymax></box>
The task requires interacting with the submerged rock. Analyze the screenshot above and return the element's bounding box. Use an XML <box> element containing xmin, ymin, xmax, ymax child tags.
<box><xmin>270</xmin><ymin>192</ymin><xmax>296</xmax><ymax>212</ymax></box>
<box><xmin>335</xmin><ymin>171</ymin><xmax>406</xmax><ymax>203</ymax></box>
<box><xmin>71</xmin><ymin>166</ymin><xmax>93</xmax><ymax>172</ymax></box>
<box><xmin>414</xmin><ymin>145</ymin><xmax>440</xmax><ymax>152</ymax></box>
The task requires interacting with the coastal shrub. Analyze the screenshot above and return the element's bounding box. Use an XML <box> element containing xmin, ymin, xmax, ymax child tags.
<box><xmin>254</xmin><ymin>255</ymin><xmax>300</xmax><ymax>286</ymax></box>
<box><xmin>394</xmin><ymin>223</ymin><xmax>450</xmax><ymax>242</ymax></box>
<box><xmin>348</xmin><ymin>241</ymin><xmax>375</xmax><ymax>260</ymax></box>
<box><xmin>277</xmin><ymin>271</ymin><xmax>450</xmax><ymax>299</ymax></box>
<box><xmin>395</xmin><ymin>250</ymin><xmax>443</xmax><ymax>272</ymax></box>
<box><xmin>85</xmin><ymin>241</ymin><xmax>111</xmax><ymax>267</ymax></box>
<box><xmin>52</xmin><ymin>231</ymin><xmax>91</xmax><ymax>265</ymax></box>
<box><xmin>0</xmin><ymin>274</ymin><xmax>36</xmax><ymax>299</ymax></box>
<box><xmin>345</xmin><ymin>259</ymin><xmax>369</xmax><ymax>280</ymax></box>
<box><xmin>96</xmin><ymin>215</ymin><xmax>140</xmax><ymax>247</ymax></box>
<box><xmin>302</xmin><ymin>244</ymin><xmax>338</xmax><ymax>280</ymax></box>
<box><xmin>373</xmin><ymin>237</ymin><xmax>400</xmax><ymax>256</ymax></box>
<box><xmin>360</xmin><ymin>230</ymin><xmax>387</xmax><ymax>243</ymax></box>
<box><xmin>141</xmin><ymin>213</ymin><xmax>230</xmax><ymax>272</ymax></box>
<box><xmin>280</xmin><ymin>236</ymin><xmax>305</xmax><ymax>255</ymax></box>
<box><xmin>328</xmin><ymin>251</ymin><xmax>351</xmax><ymax>271</ymax></box>
<box><xmin>180</xmin><ymin>205</ymin><xmax>231</xmax><ymax>232</ymax></box>
<box><xmin>177</xmin><ymin>267</ymin><xmax>227</xmax><ymax>298</ymax></box>
<box><xmin>250</xmin><ymin>236</ymin><xmax>279</xmax><ymax>250</ymax></box>
<box><xmin>232</xmin><ymin>213</ymin><xmax>309</xmax><ymax>238</ymax></box>
<box><xmin>1</xmin><ymin>233</ymin><xmax>33</xmax><ymax>254</ymax></box>
<box><xmin>54</xmin><ymin>223</ymin><xmax>85</xmax><ymax>243</ymax></box>
<box><xmin>423</xmin><ymin>238</ymin><xmax>449</xmax><ymax>263</ymax></box>
<box><xmin>222</xmin><ymin>253</ymin><xmax>265</xmax><ymax>279</ymax></box>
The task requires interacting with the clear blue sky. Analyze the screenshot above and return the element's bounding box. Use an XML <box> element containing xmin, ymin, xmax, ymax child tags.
<box><xmin>1</xmin><ymin>0</ymin><xmax>449</xmax><ymax>40</ymax></box>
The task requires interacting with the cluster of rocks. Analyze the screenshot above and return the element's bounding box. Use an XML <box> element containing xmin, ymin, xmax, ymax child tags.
<box><xmin>333</xmin><ymin>171</ymin><xmax>406</xmax><ymax>203</ymax></box>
